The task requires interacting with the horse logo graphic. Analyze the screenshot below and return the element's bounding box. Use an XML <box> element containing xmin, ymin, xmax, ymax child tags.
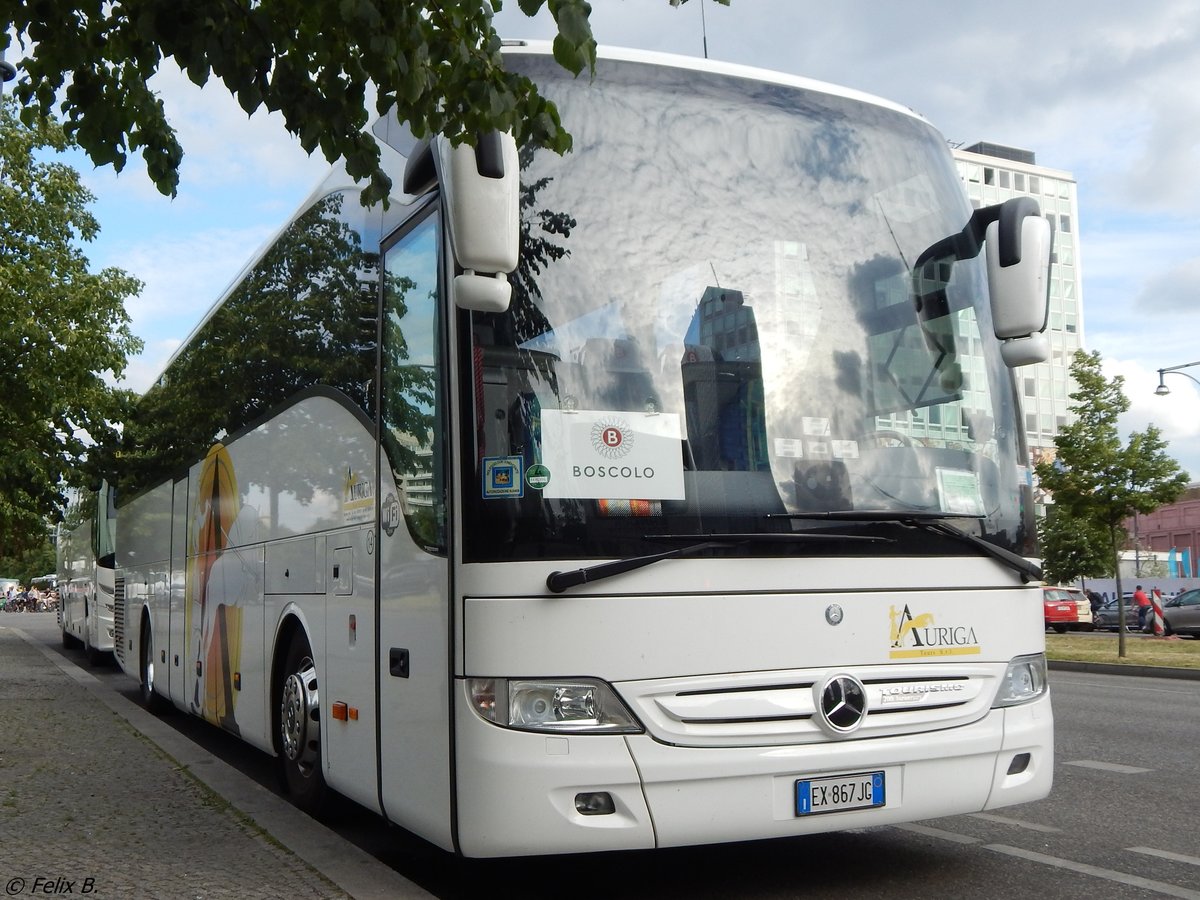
<box><xmin>890</xmin><ymin>604</ymin><xmax>935</xmax><ymax>647</ymax></box>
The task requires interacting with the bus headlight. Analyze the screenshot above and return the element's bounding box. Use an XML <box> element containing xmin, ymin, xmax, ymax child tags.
<box><xmin>467</xmin><ymin>678</ymin><xmax>643</xmax><ymax>734</ymax></box>
<box><xmin>992</xmin><ymin>653</ymin><xmax>1048</xmax><ymax>707</ymax></box>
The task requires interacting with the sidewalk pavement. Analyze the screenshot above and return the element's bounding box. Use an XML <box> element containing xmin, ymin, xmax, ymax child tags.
<box><xmin>0</xmin><ymin>625</ymin><xmax>434</xmax><ymax>900</ymax></box>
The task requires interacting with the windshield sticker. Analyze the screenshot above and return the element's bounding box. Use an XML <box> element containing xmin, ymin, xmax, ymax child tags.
<box><xmin>774</xmin><ymin>438</ymin><xmax>804</xmax><ymax>458</ymax></box>
<box><xmin>831</xmin><ymin>440</ymin><xmax>859</xmax><ymax>459</ymax></box>
<box><xmin>525</xmin><ymin>463</ymin><xmax>551</xmax><ymax>491</ymax></box>
<box><xmin>540</xmin><ymin>409</ymin><xmax>685</xmax><ymax>500</ymax></box>
<box><xmin>802</xmin><ymin>417</ymin><xmax>830</xmax><ymax>436</ymax></box>
<box><xmin>889</xmin><ymin>604</ymin><xmax>981</xmax><ymax>659</ymax></box>
<box><xmin>483</xmin><ymin>456</ymin><xmax>524</xmax><ymax>498</ymax></box>
<box><xmin>806</xmin><ymin>440</ymin><xmax>831</xmax><ymax>460</ymax></box>
<box><xmin>936</xmin><ymin>467</ymin><xmax>984</xmax><ymax>516</ymax></box>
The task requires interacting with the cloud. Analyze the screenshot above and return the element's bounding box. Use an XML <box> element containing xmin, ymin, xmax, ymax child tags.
<box><xmin>118</xmin><ymin>338</ymin><xmax>182</xmax><ymax>395</ymax></box>
<box><xmin>120</xmin><ymin>223</ymin><xmax>278</xmax><ymax>341</ymax></box>
<box><xmin>1136</xmin><ymin>256</ymin><xmax>1200</xmax><ymax>313</ymax></box>
<box><xmin>1105</xmin><ymin>355</ymin><xmax>1200</xmax><ymax>482</ymax></box>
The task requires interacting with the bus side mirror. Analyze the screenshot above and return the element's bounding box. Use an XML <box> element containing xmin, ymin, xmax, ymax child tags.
<box><xmin>437</xmin><ymin>132</ymin><xmax>520</xmax><ymax>313</ymax></box>
<box><xmin>985</xmin><ymin>197</ymin><xmax>1051</xmax><ymax>367</ymax></box>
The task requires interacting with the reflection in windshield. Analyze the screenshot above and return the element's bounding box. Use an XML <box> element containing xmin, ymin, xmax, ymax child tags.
<box><xmin>117</xmin><ymin>192</ymin><xmax>379</xmax><ymax>532</ymax></box>
<box><xmin>462</xmin><ymin>55</ymin><xmax>1029</xmax><ymax>563</ymax></box>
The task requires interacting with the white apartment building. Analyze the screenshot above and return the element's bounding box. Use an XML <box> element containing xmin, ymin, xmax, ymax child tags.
<box><xmin>953</xmin><ymin>142</ymin><xmax>1082</xmax><ymax>505</ymax></box>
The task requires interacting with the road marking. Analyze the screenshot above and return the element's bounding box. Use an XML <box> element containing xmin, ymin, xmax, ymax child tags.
<box><xmin>1130</xmin><ymin>847</ymin><xmax>1200</xmax><ymax>868</ymax></box>
<box><xmin>1056</xmin><ymin>678</ymin><xmax>1197</xmax><ymax>697</ymax></box>
<box><xmin>893</xmin><ymin>823</ymin><xmax>980</xmax><ymax>844</ymax></box>
<box><xmin>967</xmin><ymin>813</ymin><xmax>1060</xmax><ymax>833</ymax></box>
<box><xmin>1063</xmin><ymin>759</ymin><xmax>1152</xmax><ymax>774</ymax></box>
<box><xmin>987</xmin><ymin>844</ymin><xmax>1200</xmax><ymax>900</ymax></box>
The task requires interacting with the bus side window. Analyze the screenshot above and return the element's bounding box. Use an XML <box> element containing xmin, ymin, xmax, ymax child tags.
<box><xmin>380</xmin><ymin>210</ymin><xmax>446</xmax><ymax>552</ymax></box>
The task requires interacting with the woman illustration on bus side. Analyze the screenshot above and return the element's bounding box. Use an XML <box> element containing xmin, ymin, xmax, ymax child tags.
<box><xmin>187</xmin><ymin>442</ymin><xmax>245</xmax><ymax>735</ymax></box>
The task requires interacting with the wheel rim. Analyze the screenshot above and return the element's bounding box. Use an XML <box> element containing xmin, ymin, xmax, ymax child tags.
<box><xmin>280</xmin><ymin>657</ymin><xmax>320</xmax><ymax>777</ymax></box>
<box><xmin>141</xmin><ymin>631</ymin><xmax>154</xmax><ymax>700</ymax></box>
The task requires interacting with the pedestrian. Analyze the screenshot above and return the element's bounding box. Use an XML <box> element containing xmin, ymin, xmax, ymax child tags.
<box><xmin>1133</xmin><ymin>584</ymin><xmax>1150</xmax><ymax>632</ymax></box>
<box><xmin>1086</xmin><ymin>588</ymin><xmax>1103</xmax><ymax>614</ymax></box>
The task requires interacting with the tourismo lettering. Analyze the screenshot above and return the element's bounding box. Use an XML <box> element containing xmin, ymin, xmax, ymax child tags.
<box><xmin>572</xmin><ymin>465</ymin><xmax>656</xmax><ymax>479</ymax></box>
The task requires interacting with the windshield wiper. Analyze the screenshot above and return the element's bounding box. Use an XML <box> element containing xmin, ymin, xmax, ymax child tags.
<box><xmin>546</xmin><ymin>531</ymin><xmax>889</xmax><ymax>594</ymax></box>
<box><xmin>771</xmin><ymin>510</ymin><xmax>1041</xmax><ymax>583</ymax></box>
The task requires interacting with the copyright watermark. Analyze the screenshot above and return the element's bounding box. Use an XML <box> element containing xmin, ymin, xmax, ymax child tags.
<box><xmin>5</xmin><ymin>877</ymin><xmax>97</xmax><ymax>895</ymax></box>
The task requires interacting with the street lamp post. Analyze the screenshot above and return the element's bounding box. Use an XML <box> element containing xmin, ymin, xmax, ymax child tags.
<box><xmin>0</xmin><ymin>50</ymin><xmax>15</xmax><ymax>88</ymax></box>
<box><xmin>1155</xmin><ymin>360</ymin><xmax>1200</xmax><ymax>396</ymax></box>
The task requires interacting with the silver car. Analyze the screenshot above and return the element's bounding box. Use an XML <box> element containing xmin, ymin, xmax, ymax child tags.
<box><xmin>1094</xmin><ymin>600</ymin><xmax>1137</xmax><ymax>633</ymax></box>
<box><xmin>1158</xmin><ymin>589</ymin><xmax>1200</xmax><ymax>637</ymax></box>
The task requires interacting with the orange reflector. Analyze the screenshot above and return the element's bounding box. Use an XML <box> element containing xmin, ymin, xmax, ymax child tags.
<box><xmin>331</xmin><ymin>701</ymin><xmax>348</xmax><ymax>721</ymax></box>
<box><xmin>349</xmin><ymin>707</ymin><xmax>359</xmax><ymax>721</ymax></box>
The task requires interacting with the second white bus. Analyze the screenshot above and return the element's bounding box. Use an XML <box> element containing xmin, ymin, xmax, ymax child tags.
<box><xmin>57</xmin><ymin>482</ymin><xmax>117</xmax><ymax>664</ymax></box>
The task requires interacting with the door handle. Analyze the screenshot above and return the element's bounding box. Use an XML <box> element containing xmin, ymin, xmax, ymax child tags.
<box><xmin>389</xmin><ymin>647</ymin><xmax>410</xmax><ymax>678</ymax></box>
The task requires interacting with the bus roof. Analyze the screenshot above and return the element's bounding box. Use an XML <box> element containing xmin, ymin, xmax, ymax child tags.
<box><xmin>502</xmin><ymin>40</ymin><xmax>928</xmax><ymax>125</ymax></box>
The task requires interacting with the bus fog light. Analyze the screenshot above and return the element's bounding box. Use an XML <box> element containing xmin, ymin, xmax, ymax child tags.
<box><xmin>1007</xmin><ymin>752</ymin><xmax>1031</xmax><ymax>775</ymax></box>
<box><xmin>574</xmin><ymin>792</ymin><xmax>615</xmax><ymax>816</ymax></box>
<box><xmin>993</xmin><ymin>653</ymin><xmax>1048</xmax><ymax>707</ymax></box>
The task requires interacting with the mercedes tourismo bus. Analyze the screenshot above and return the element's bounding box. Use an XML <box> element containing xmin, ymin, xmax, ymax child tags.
<box><xmin>57</xmin><ymin>482</ymin><xmax>117</xmax><ymax>664</ymax></box>
<box><xmin>110</xmin><ymin>43</ymin><xmax>1054</xmax><ymax>857</ymax></box>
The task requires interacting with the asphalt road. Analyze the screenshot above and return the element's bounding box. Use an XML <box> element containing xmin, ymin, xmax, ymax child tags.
<box><xmin>13</xmin><ymin>611</ymin><xmax>1200</xmax><ymax>899</ymax></box>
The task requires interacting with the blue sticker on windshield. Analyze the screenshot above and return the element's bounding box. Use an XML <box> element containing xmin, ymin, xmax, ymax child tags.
<box><xmin>483</xmin><ymin>456</ymin><xmax>524</xmax><ymax>498</ymax></box>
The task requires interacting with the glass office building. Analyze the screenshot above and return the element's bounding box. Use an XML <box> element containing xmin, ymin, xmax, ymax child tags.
<box><xmin>954</xmin><ymin>142</ymin><xmax>1082</xmax><ymax>511</ymax></box>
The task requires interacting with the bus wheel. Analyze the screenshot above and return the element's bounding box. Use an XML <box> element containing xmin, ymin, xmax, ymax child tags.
<box><xmin>278</xmin><ymin>636</ymin><xmax>327</xmax><ymax>813</ymax></box>
<box><xmin>139</xmin><ymin>622</ymin><xmax>168</xmax><ymax>713</ymax></box>
<box><xmin>85</xmin><ymin>630</ymin><xmax>105</xmax><ymax>667</ymax></box>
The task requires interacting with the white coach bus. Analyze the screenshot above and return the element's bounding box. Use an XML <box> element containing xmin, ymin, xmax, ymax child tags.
<box><xmin>57</xmin><ymin>482</ymin><xmax>117</xmax><ymax>664</ymax></box>
<box><xmin>112</xmin><ymin>43</ymin><xmax>1054</xmax><ymax>857</ymax></box>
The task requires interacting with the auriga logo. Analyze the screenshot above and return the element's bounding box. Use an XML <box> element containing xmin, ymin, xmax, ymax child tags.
<box><xmin>888</xmin><ymin>603</ymin><xmax>981</xmax><ymax>659</ymax></box>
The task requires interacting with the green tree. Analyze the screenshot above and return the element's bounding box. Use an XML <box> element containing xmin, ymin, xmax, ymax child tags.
<box><xmin>1037</xmin><ymin>506</ymin><xmax>1111</xmax><ymax>586</ymax></box>
<box><xmin>0</xmin><ymin>526</ymin><xmax>56</xmax><ymax>588</ymax></box>
<box><xmin>0</xmin><ymin>97</ymin><xmax>143</xmax><ymax>554</ymax></box>
<box><xmin>1034</xmin><ymin>350</ymin><xmax>1188</xmax><ymax>656</ymax></box>
<box><xmin>2</xmin><ymin>0</ymin><xmax>728</xmax><ymax>206</ymax></box>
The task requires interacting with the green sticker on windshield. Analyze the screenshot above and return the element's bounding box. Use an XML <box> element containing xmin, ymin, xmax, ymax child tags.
<box><xmin>526</xmin><ymin>464</ymin><xmax>551</xmax><ymax>491</ymax></box>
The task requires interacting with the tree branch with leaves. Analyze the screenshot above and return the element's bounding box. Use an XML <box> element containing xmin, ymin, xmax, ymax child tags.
<box><xmin>2</xmin><ymin>0</ymin><xmax>728</xmax><ymax>206</ymax></box>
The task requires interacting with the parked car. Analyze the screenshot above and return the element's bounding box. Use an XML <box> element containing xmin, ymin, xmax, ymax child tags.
<box><xmin>1042</xmin><ymin>586</ymin><xmax>1094</xmax><ymax>633</ymax></box>
<box><xmin>1092</xmin><ymin>596</ymin><xmax>1137</xmax><ymax>632</ymax></box>
<box><xmin>1156</xmin><ymin>589</ymin><xmax>1200</xmax><ymax>637</ymax></box>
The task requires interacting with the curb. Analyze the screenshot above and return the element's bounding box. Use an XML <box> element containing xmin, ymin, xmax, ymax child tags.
<box><xmin>14</xmin><ymin>627</ymin><xmax>436</xmax><ymax>900</ymax></box>
<box><xmin>1048</xmin><ymin>659</ymin><xmax>1200</xmax><ymax>681</ymax></box>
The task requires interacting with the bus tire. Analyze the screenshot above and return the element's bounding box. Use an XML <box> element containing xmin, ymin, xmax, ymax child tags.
<box><xmin>85</xmin><ymin>631</ymin><xmax>105</xmax><ymax>667</ymax></box>
<box><xmin>277</xmin><ymin>634</ymin><xmax>327</xmax><ymax>814</ymax></box>
<box><xmin>139</xmin><ymin>619</ymin><xmax>169</xmax><ymax>713</ymax></box>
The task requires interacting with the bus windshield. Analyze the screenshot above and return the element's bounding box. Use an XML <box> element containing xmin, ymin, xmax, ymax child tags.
<box><xmin>461</xmin><ymin>53</ymin><xmax>1028</xmax><ymax>563</ymax></box>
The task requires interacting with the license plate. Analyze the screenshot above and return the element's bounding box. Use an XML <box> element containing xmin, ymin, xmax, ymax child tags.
<box><xmin>795</xmin><ymin>771</ymin><xmax>885</xmax><ymax>816</ymax></box>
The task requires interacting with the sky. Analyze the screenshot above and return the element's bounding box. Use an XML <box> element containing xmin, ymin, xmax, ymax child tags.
<box><xmin>17</xmin><ymin>0</ymin><xmax>1200</xmax><ymax>477</ymax></box>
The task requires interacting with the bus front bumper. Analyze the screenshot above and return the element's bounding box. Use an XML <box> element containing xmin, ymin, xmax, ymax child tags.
<box><xmin>452</xmin><ymin>689</ymin><xmax>1052</xmax><ymax>858</ymax></box>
